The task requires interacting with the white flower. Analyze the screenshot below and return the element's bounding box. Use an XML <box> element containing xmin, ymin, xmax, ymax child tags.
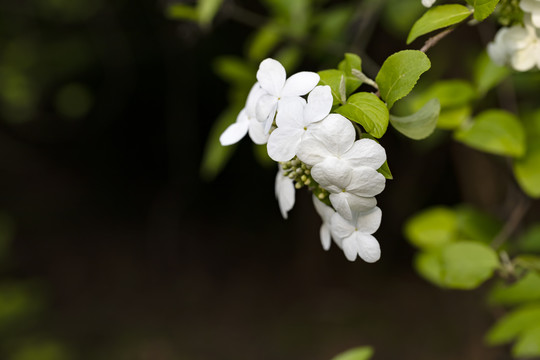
<box><xmin>521</xmin><ymin>0</ymin><xmax>540</xmax><ymax>28</ymax></box>
<box><xmin>422</xmin><ymin>0</ymin><xmax>436</xmax><ymax>8</ymax></box>
<box><xmin>487</xmin><ymin>19</ymin><xmax>540</xmax><ymax>71</ymax></box>
<box><xmin>275</xmin><ymin>168</ymin><xmax>295</xmax><ymax>219</ymax></box>
<box><xmin>266</xmin><ymin>85</ymin><xmax>333</xmax><ymax>162</ymax></box>
<box><xmin>220</xmin><ymin>83</ymin><xmax>269</xmax><ymax>145</ymax></box>
<box><xmin>331</xmin><ymin>207</ymin><xmax>382</xmax><ymax>263</ymax></box>
<box><xmin>256</xmin><ymin>58</ymin><xmax>320</xmax><ymax>133</ymax></box>
<box><xmin>312</xmin><ymin>195</ymin><xmax>336</xmax><ymax>251</ymax></box>
<box><xmin>297</xmin><ymin>114</ymin><xmax>386</xmax><ymax>219</ymax></box>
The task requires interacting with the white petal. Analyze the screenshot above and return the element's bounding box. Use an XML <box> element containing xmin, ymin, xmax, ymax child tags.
<box><xmin>320</xmin><ymin>224</ymin><xmax>331</xmax><ymax>250</ymax></box>
<box><xmin>532</xmin><ymin>13</ymin><xmax>540</xmax><ymax>28</ymax></box>
<box><xmin>256</xmin><ymin>94</ymin><xmax>278</xmax><ymax>132</ymax></box>
<box><xmin>342</xmin><ymin>236</ymin><xmax>359</xmax><ymax>261</ymax></box>
<box><xmin>281</xmin><ymin>71</ymin><xmax>320</xmax><ymax>97</ymax></box>
<box><xmin>275</xmin><ymin>97</ymin><xmax>306</xmax><ymax>129</ymax></box>
<box><xmin>245</xmin><ymin>83</ymin><xmax>266</xmax><ymax>118</ymax></box>
<box><xmin>312</xmin><ymin>195</ymin><xmax>335</xmax><ymax>223</ymax></box>
<box><xmin>347</xmin><ymin>167</ymin><xmax>386</xmax><ymax>197</ymax></box>
<box><xmin>257</xmin><ymin>58</ymin><xmax>286</xmax><ymax>96</ymax></box>
<box><xmin>487</xmin><ymin>39</ymin><xmax>507</xmax><ymax>66</ymax></box>
<box><xmin>511</xmin><ymin>44</ymin><xmax>537</xmax><ymax>71</ymax></box>
<box><xmin>275</xmin><ymin>170</ymin><xmax>296</xmax><ymax>219</ymax></box>
<box><xmin>248</xmin><ymin>119</ymin><xmax>269</xmax><ymax>145</ymax></box>
<box><xmin>330</xmin><ymin>212</ymin><xmax>355</xmax><ymax>240</ymax></box>
<box><xmin>342</xmin><ymin>139</ymin><xmax>387</xmax><ymax>169</ymax></box>
<box><xmin>296</xmin><ymin>137</ymin><xmax>333</xmax><ymax>166</ymax></box>
<box><xmin>310</xmin><ymin>114</ymin><xmax>355</xmax><ymax>157</ymax></box>
<box><xmin>356</xmin><ymin>233</ymin><xmax>381</xmax><ymax>263</ymax></box>
<box><xmin>329</xmin><ymin>193</ymin><xmax>353</xmax><ymax>220</ymax></box>
<box><xmin>303</xmin><ymin>85</ymin><xmax>333</xmax><ymax>125</ymax></box>
<box><xmin>311</xmin><ymin>158</ymin><xmax>352</xmax><ymax>190</ymax></box>
<box><xmin>421</xmin><ymin>0</ymin><xmax>436</xmax><ymax>7</ymax></box>
<box><xmin>353</xmin><ymin>206</ymin><xmax>382</xmax><ymax>235</ymax></box>
<box><xmin>267</xmin><ymin>127</ymin><xmax>304</xmax><ymax>162</ymax></box>
<box><xmin>219</xmin><ymin>118</ymin><xmax>249</xmax><ymax>146</ymax></box>
<box><xmin>330</xmin><ymin>192</ymin><xmax>377</xmax><ymax>217</ymax></box>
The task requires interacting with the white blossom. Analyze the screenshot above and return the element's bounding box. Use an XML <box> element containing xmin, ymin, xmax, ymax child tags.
<box><xmin>422</xmin><ymin>0</ymin><xmax>436</xmax><ymax>8</ymax></box>
<box><xmin>266</xmin><ymin>85</ymin><xmax>333</xmax><ymax>162</ymax></box>
<box><xmin>312</xmin><ymin>195</ymin><xmax>336</xmax><ymax>251</ymax></box>
<box><xmin>220</xmin><ymin>83</ymin><xmax>269</xmax><ymax>146</ymax></box>
<box><xmin>487</xmin><ymin>18</ymin><xmax>540</xmax><ymax>71</ymax></box>
<box><xmin>521</xmin><ymin>0</ymin><xmax>540</xmax><ymax>28</ymax></box>
<box><xmin>331</xmin><ymin>207</ymin><xmax>382</xmax><ymax>263</ymax></box>
<box><xmin>275</xmin><ymin>168</ymin><xmax>295</xmax><ymax>219</ymax></box>
<box><xmin>255</xmin><ymin>58</ymin><xmax>320</xmax><ymax>133</ymax></box>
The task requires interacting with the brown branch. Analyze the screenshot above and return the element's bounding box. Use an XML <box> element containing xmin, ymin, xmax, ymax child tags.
<box><xmin>491</xmin><ymin>196</ymin><xmax>531</xmax><ymax>250</ymax></box>
<box><xmin>420</xmin><ymin>27</ymin><xmax>455</xmax><ymax>53</ymax></box>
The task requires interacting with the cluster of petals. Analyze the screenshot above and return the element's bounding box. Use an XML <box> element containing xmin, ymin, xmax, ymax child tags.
<box><xmin>487</xmin><ymin>15</ymin><xmax>540</xmax><ymax>71</ymax></box>
<box><xmin>521</xmin><ymin>0</ymin><xmax>540</xmax><ymax>28</ymax></box>
<box><xmin>421</xmin><ymin>0</ymin><xmax>436</xmax><ymax>8</ymax></box>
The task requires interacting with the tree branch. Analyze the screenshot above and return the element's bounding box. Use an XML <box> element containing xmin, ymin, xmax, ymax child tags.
<box><xmin>420</xmin><ymin>27</ymin><xmax>455</xmax><ymax>53</ymax></box>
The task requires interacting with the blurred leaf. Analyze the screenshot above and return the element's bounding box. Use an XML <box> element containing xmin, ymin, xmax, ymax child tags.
<box><xmin>55</xmin><ymin>83</ymin><xmax>93</xmax><ymax>119</ymax></box>
<box><xmin>474</xmin><ymin>51</ymin><xmax>511</xmax><ymax>96</ymax></box>
<box><xmin>414</xmin><ymin>250</ymin><xmax>445</xmax><ymax>286</ymax></box>
<box><xmin>375</xmin><ymin>50</ymin><xmax>431</xmax><ymax>109</ymax></box>
<box><xmin>336</xmin><ymin>92</ymin><xmax>389</xmax><ymax>138</ymax></box>
<box><xmin>466</xmin><ymin>0</ymin><xmax>500</xmax><ymax>21</ymax></box>
<box><xmin>390</xmin><ymin>98</ymin><xmax>440</xmax><ymax>140</ymax></box>
<box><xmin>213</xmin><ymin>57</ymin><xmax>256</xmax><ymax>85</ymax></box>
<box><xmin>405</xmin><ymin>206</ymin><xmax>457</xmax><ymax>250</ymax></box>
<box><xmin>377</xmin><ymin>161</ymin><xmax>393</xmax><ymax>180</ymax></box>
<box><xmin>514</xmin><ymin>143</ymin><xmax>540</xmax><ymax>198</ymax></box>
<box><xmin>247</xmin><ymin>23</ymin><xmax>282</xmax><ymax>61</ymax></box>
<box><xmin>274</xmin><ymin>46</ymin><xmax>302</xmax><ymax>73</ymax></box>
<box><xmin>407</xmin><ymin>5</ymin><xmax>472</xmax><ymax>44</ymax></box>
<box><xmin>517</xmin><ymin>224</ymin><xmax>540</xmax><ymax>253</ymax></box>
<box><xmin>489</xmin><ymin>272</ymin><xmax>540</xmax><ymax>305</ymax></box>
<box><xmin>318</xmin><ymin>69</ymin><xmax>346</xmax><ymax>105</ymax></box>
<box><xmin>514</xmin><ymin>256</ymin><xmax>540</xmax><ymax>273</ymax></box>
<box><xmin>455</xmin><ymin>205</ymin><xmax>502</xmax><ymax>244</ymax></box>
<box><xmin>313</xmin><ymin>5</ymin><xmax>353</xmax><ymax>46</ymax></box>
<box><xmin>454</xmin><ymin>109</ymin><xmax>525</xmax><ymax>157</ymax></box>
<box><xmin>382</xmin><ymin>0</ymin><xmax>425</xmax><ymax>39</ymax></box>
<box><xmin>338</xmin><ymin>53</ymin><xmax>363</xmax><ymax>95</ymax></box>
<box><xmin>198</xmin><ymin>0</ymin><xmax>223</xmax><ymax>27</ymax></box>
<box><xmin>331</xmin><ymin>346</ymin><xmax>374</xmax><ymax>360</ymax></box>
<box><xmin>513</xmin><ymin>325</ymin><xmax>540</xmax><ymax>357</ymax></box>
<box><xmin>440</xmin><ymin>241</ymin><xmax>499</xmax><ymax>289</ymax></box>
<box><xmin>486</xmin><ymin>303</ymin><xmax>540</xmax><ymax>345</ymax></box>
<box><xmin>200</xmin><ymin>107</ymin><xmax>240</xmax><ymax>181</ymax></box>
<box><xmin>413</xmin><ymin>80</ymin><xmax>477</xmax><ymax>109</ymax></box>
<box><xmin>166</xmin><ymin>4</ymin><xmax>198</xmax><ymax>21</ymax></box>
<box><xmin>10</xmin><ymin>340</ymin><xmax>71</xmax><ymax>360</ymax></box>
<box><xmin>437</xmin><ymin>106</ymin><xmax>472</xmax><ymax>130</ymax></box>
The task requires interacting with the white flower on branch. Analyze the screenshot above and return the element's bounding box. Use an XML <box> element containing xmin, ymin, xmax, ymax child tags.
<box><xmin>255</xmin><ymin>58</ymin><xmax>320</xmax><ymax>133</ymax></box>
<box><xmin>312</xmin><ymin>195</ymin><xmax>336</xmax><ymax>251</ymax></box>
<box><xmin>266</xmin><ymin>85</ymin><xmax>333</xmax><ymax>162</ymax></box>
<box><xmin>521</xmin><ymin>0</ymin><xmax>540</xmax><ymax>28</ymax></box>
<box><xmin>220</xmin><ymin>83</ymin><xmax>269</xmax><ymax>146</ymax></box>
<box><xmin>275</xmin><ymin>168</ymin><xmax>296</xmax><ymax>219</ymax></box>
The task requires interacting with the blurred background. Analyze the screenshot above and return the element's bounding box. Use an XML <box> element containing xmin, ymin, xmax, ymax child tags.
<box><xmin>0</xmin><ymin>0</ymin><xmax>537</xmax><ymax>359</ymax></box>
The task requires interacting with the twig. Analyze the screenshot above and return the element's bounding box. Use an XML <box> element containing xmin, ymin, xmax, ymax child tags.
<box><xmin>491</xmin><ymin>196</ymin><xmax>531</xmax><ymax>249</ymax></box>
<box><xmin>420</xmin><ymin>27</ymin><xmax>455</xmax><ymax>53</ymax></box>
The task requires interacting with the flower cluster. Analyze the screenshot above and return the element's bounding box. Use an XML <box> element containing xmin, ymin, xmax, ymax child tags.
<box><xmin>220</xmin><ymin>58</ymin><xmax>387</xmax><ymax>263</ymax></box>
<box><xmin>488</xmin><ymin>8</ymin><xmax>540</xmax><ymax>71</ymax></box>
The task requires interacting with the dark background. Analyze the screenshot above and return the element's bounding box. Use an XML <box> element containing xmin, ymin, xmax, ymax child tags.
<box><xmin>0</xmin><ymin>0</ymin><xmax>529</xmax><ymax>359</ymax></box>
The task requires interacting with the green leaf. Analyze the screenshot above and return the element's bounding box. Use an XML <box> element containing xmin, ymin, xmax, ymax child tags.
<box><xmin>517</xmin><ymin>224</ymin><xmax>540</xmax><ymax>253</ymax></box>
<box><xmin>377</xmin><ymin>160</ymin><xmax>393</xmax><ymax>180</ymax></box>
<box><xmin>200</xmin><ymin>107</ymin><xmax>240</xmax><ymax>181</ymax></box>
<box><xmin>474</xmin><ymin>51</ymin><xmax>511</xmax><ymax>96</ymax></box>
<box><xmin>466</xmin><ymin>0</ymin><xmax>500</xmax><ymax>21</ymax></box>
<box><xmin>513</xmin><ymin>325</ymin><xmax>540</xmax><ymax>357</ymax></box>
<box><xmin>247</xmin><ymin>24</ymin><xmax>282</xmax><ymax>61</ymax></box>
<box><xmin>404</xmin><ymin>206</ymin><xmax>457</xmax><ymax>250</ymax></box>
<box><xmin>437</xmin><ymin>106</ymin><xmax>472</xmax><ymax>130</ymax></box>
<box><xmin>407</xmin><ymin>5</ymin><xmax>472</xmax><ymax>44</ymax></box>
<box><xmin>441</xmin><ymin>241</ymin><xmax>499</xmax><ymax>289</ymax></box>
<box><xmin>375</xmin><ymin>50</ymin><xmax>431</xmax><ymax>109</ymax></box>
<box><xmin>489</xmin><ymin>272</ymin><xmax>540</xmax><ymax>306</ymax></box>
<box><xmin>338</xmin><ymin>53</ymin><xmax>362</xmax><ymax>76</ymax></box>
<box><xmin>486</xmin><ymin>303</ymin><xmax>540</xmax><ymax>345</ymax></box>
<box><xmin>454</xmin><ymin>109</ymin><xmax>526</xmax><ymax>157</ymax></box>
<box><xmin>197</xmin><ymin>0</ymin><xmax>224</xmax><ymax>27</ymax></box>
<box><xmin>336</xmin><ymin>92</ymin><xmax>389</xmax><ymax>138</ymax></box>
<box><xmin>414</xmin><ymin>250</ymin><xmax>445</xmax><ymax>287</ymax></box>
<box><xmin>514</xmin><ymin>143</ymin><xmax>540</xmax><ymax>198</ymax></box>
<box><xmin>514</xmin><ymin>255</ymin><xmax>540</xmax><ymax>273</ymax></box>
<box><xmin>213</xmin><ymin>57</ymin><xmax>255</xmax><ymax>85</ymax></box>
<box><xmin>166</xmin><ymin>4</ymin><xmax>198</xmax><ymax>21</ymax></box>
<box><xmin>318</xmin><ymin>69</ymin><xmax>345</xmax><ymax>105</ymax></box>
<box><xmin>390</xmin><ymin>98</ymin><xmax>440</xmax><ymax>140</ymax></box>
<box><xmin>455</xmin><ymin>205</ymin><xmax>502</xmax><ymax>244</ymax></box>
<box><xmin>331</xmin><ymin>346</ymin><xmax>374</xmax><ymax>360</ymax></box>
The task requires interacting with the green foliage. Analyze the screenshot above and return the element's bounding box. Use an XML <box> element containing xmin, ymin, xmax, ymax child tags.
<box><xmin>514</xmin><ymin>256</ymin><xmax>540</xmax><ymax>273</ymax></box>
<box><xmin>486</xmin><ymin>303</ymin><xmax>540</xmax><ymax>345</ymax></box>
<box><xmin>514</xmin><ymin>144</ymin><xmax>540</xmax><ymax>198</ymax></box>
<box><xmin>375</xmin><ymin>50</ymin><xmax>431</xmax><ymax>109</ymax></box>
<box><xmin>407</xmin><ymin>5</ymin><xmax>472</xmax><ymax>44</ymax></box>
<box><xmin>517</xmin><ymin>224</ymin><xmax>540</xmax><ymax>253</ymax></box>
<box><xmin>389</xmin><ymin>98</ymin><xmax>440</xmax><ymax>140</ymax></box>
<box><xmin>166</xmin><ymin>4</ymin><xmax>199</xmax><ymax>21</ymax></box>
<box><xmin>513</xmin><ymin>325</ymin><xmax>540</xmax><ymax>357</ymax></box>
<box><xmin>377</xmin><ymin>160</ymin><xmax>393</xmax><ymax>180</ymax></box>
<box><xmin>10</xmin><ymin>340</ymin><xmax>71</xmax><ymax>360</ymax></box>
<box><xmin>454</xmin><ymin>109</ymin><xmax>526</xmax><ymax>158</ymax></box>
<box><xmin>405</xmin><ymin>206</ymin><xmax>458</xmax><ymax>250</ymax></box>
<box><xmin>198</xmin><ymin>0</ymin><xmax>224</xmax><ymax>27</ymax></box>
<box><xmin>247</xmin><ymin>24</ymin><xmax>282</xmax><ymax>61</ymax></box>
<box><xmin>455</xmin><ymin>205</ymin><xmax>502</xmax><ymax>244</ymax></box>
<box><xmin>318</xmin><ymin>54</ymin><xmax>364</xmax><ymax>106</ymax></box>
<box><xmin>319</xmin><ymin>70</ymin><xmax>347</xmax><ymax>106</ymax></box>
<box><xmin>331</xmin><ymin>346</ymin><xmax>374</xmax><ymax>360</ymax></box>
<box><xmin>336</xmin><ymin>92</ymin><xmax>389</xmax><ymax>138</ymax></box>
<box><xmin>466</xmin><ymin>0</ymin><xmax>501</xmax><ymax>21</ymax></box>
<box><xmin>489</xmin><ymin>272</ymin><xmax>540</xmax><ymax>306</ymax></box>
<box><xmin>473</xmin><ymin>51</ymin><xmax>511</xmax><ymax>96</ymax></box>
